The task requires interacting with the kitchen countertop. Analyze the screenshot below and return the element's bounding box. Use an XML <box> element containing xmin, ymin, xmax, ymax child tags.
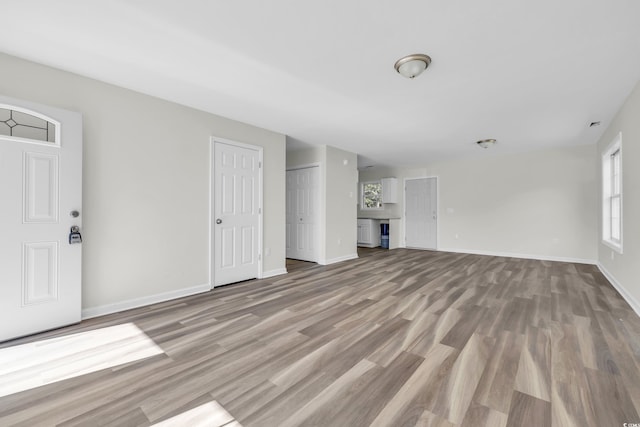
<box><xmin>357</xmin><ymin>217</ymin><xmax>401</xmax><ymax>220</ymax></box>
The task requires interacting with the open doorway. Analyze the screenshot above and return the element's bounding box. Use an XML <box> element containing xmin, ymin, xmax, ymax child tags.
<box><xmin>286</xmin><ymin>165</ymin><xmax>320</xmax><ymax>262</ymax></box>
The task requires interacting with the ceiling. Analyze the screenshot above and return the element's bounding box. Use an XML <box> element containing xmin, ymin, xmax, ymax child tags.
<box><xmin>1</xmin><ymin>1</ymin><xmax>639</xmax><ymax>168</ymax></box>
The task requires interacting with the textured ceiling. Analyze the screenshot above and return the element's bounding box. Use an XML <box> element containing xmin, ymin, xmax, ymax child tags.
<box><xmin>1</xmin><ymin>0</ymin><xmax>639</xmax><ymax>167</ymax></box>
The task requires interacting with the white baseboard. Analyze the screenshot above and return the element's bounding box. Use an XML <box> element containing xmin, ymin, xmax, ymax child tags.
<box><xmin>598</xmin><ymin>263</ymin><xmax>640</xmax><ymax>317</ymax></box>
<box><xmin>318</xmin><ymin>253</ymin><xmax>359</xmax><ymax>265</ymax></box>
<box><xmin>439</xmin><ymin>247</ymin><xmax>597</xmax><ymax>265</ymax></box>
<box><xmin>261</xmin><ymin>268</ymin><xmax>288</xmax><ymax>278</ymax></box>
<box><xmin>81</xmin><ymin>283</ymin><xmax>211</xmax><ymax>320</ymax></box>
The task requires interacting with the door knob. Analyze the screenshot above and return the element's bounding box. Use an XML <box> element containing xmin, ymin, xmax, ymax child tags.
<box><xmin>216</xmin><ymin>219</ymin><xmax>222</xmax><ymax>224</ymax></box>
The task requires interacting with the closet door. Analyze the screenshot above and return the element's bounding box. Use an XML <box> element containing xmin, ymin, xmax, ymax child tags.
<box><xmin>405</xmin><ymin>177</ymin><xmax>437</xmax><ymax>249</ymax></box>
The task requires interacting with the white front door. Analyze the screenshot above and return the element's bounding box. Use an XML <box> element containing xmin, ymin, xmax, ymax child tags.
<box><xmin>212</xmin><ymin>139</ymin><xmax>261</xmax><ymax>287</ymax></box>
<box><xmin>0</xmin><ymin>96</ymin><xmax>83</xmax><ymax>342</ymax></box>
<box><xmin>405</xmin><ymin>177</ymin><xmax>437</xmax><ymax>249</ymax></box>
<box><xmin>286</xmin><ymin>166</ymin><xmax>319</xmax><ymax>262</ymax></box>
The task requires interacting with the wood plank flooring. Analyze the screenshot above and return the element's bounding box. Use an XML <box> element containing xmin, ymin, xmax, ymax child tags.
<box><xmin>1</xmin><ymin>248</ymin><xmax>640</xmax><ymax>426</ymax></box>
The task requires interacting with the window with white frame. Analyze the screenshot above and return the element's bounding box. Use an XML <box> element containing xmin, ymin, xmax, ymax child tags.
<box><xmin>602</xmin><ymin>132</ymin><xmax>623</xmax><ymax>252</ymax></box>
<box><xmin>361</xmin><ymin>181</ymin><xmax>382</xmax><ymax>209</ymax></box>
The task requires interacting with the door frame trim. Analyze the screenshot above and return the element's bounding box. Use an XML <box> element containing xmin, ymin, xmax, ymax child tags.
<box><xmin>403</xmin><ymin>176</ymin><xmax>439</xmax><ymax>250</ymax></box>
<box><xmin>209</xmin><ymin>136</ymin><xmax>263</xmax><ymax>290</ymax></box>
<box><xmin>286</xmin><ymin>163</ymin><xmax>322</xmax><ymax>263</ymax></box>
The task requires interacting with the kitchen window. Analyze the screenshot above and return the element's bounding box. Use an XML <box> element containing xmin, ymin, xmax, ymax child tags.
<box><xmin>361</xmin><ymin>181</ymin><xmax>383</xmax><ymax>209</ymax></box>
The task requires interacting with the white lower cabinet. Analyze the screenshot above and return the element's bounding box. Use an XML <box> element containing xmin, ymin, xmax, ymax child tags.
<box><xmin>357</xmin><ymin>219</ymin><xmax>380</xmax><ymax>247</ymax></box>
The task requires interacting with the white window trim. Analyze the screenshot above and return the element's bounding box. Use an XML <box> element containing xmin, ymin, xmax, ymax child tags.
<box><xmin>602</xmin><ymin>132</ymin><xmax>623</xmax><ymax>253</ymax></box>
<box><xmin>361</xmin><ymin>180</ymin><xmax>383</xmax><ymax>210</ymax></box>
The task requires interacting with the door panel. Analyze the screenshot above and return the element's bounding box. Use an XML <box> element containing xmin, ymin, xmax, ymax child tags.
<box><xmin>405</xmin><ymin>177</ymin><xmax>437</xmax><ymax>249</ymax></box>
<box><xmin>0</xmin><ymin>96</ymin><xmax>83</xmax><ymax>342</ymax></box>
<box><xmin>24</xmin><ymin>152</ymin><xmax>59</xmax><ymax>223</ymax></box>
<box><xmin>213</xmin><ymin>141</ymin><xmax>260</xmax><ymax>286</ymax></box>
<box><xmin>221</xmin><ymin>175</ymin><xmax>234</xmax><ymax>214</ymax></box>
<box><xmin>241</xmin><ymin>226</ymin><xmax>254</xmax><ymax>264</ymax></box>
<box><xmin>286</xmin><ymin>166</ymin><xmax>319</xmax><ymax>262</ymax></box>
<box><xmin>221</xmin><ymin>227</ymin><xmax>235</xmax><ymax>268</ymax></box>
<box><xmin>23</xmin><ymin>241</ymin><xmax>59</xmax><ymax>304</ymax></box>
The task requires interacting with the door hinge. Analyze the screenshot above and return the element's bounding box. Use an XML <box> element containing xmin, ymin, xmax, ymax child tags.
<box><xmin>258</xmin><ymin>208</ymin><xmax>262</xmax><ymax>214</ymax></box>
<box><xmin>258</xmin><ymin>254</ymin><xmax>262</xmax><ymax>261</ymax></box>
<box><xmin>259</xmin><ymin>161</ymin><xmax>262</xmax><ymax>168</ymax></box>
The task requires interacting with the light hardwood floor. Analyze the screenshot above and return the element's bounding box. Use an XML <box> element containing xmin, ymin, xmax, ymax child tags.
<box><xmin>1</xmin><ymin>248</ymin><xmax>640</xmax><ymax>426</ymax></box>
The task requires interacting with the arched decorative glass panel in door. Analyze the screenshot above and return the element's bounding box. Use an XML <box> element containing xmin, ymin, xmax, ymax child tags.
<box><xmin>0</xmin><ymin>105</ymin><xmax>59</xmax><ymax>144</ymax></box>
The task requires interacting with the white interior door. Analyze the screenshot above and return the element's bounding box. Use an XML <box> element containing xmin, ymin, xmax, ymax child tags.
<box><xmin>212</xmin><ymin>139</ymin><xmax>261</xmax><ymax>287</ymax></box>
<box><xmin>405</xmin><ymin>177</ymin><xmax>437</xmax><ymax>249</ymax></box>
<box><xmin>286</xmin><ymin>166</ymin><xmax>319</xmax><ymax>262</ymax></box>
<box><xmin>0</xmin><ymin>96</ymin><xmax>83</xmax><ymax>342</ymax></box>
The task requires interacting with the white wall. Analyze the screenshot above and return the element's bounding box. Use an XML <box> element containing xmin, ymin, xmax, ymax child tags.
<box><xmin>359</xmin><ymin>144</ymin><xmax>598</xmax><ymax>263</ymax></box>
<box><xmin>286</xmin><ymin>144</ymin><xmax>323</xmax><ymax>168</ymax></box>
<box><xmin>287</xmin><ymin>144</ymin><xmax>358</xmax><ymax>264</ymax></box>
<box><xmin>597</xmin><ymin>80</ymin><xmax>640</xmax><ymax>314</ymax></box>
<box><xmin>0</xmin><ymin>52</ymin><xmax>286</xmax><ymax>313</ymax></box>
<box><xmin>324</xmin><ymin>145</ymin><xmax>358</xmax><ymax>263</ymax></box>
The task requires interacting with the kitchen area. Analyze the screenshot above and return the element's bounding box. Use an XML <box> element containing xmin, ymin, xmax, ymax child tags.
<box><xmin>357</xmin><ymin>176</ymin><xmax>402</xmax><ymax>249</ymax></box>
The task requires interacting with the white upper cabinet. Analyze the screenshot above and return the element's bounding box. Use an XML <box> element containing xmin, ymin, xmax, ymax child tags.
<box><xmin>381</xmin><ymin>177</ymin><xmax>398</xmax><ymax>204</ymax></box>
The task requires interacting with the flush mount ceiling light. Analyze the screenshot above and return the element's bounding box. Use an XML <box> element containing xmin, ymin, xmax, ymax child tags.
<box><xmin>476</xmin><ymin>139</ymin><xmax>497</xmax><ymax>149</ymax></box>
<box><xmin>394</xmin><ymin>54</ymin><xmax>432</xmax><ymax>78</ymax></box>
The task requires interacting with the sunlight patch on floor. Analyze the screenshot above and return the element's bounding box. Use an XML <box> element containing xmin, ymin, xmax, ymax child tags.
<box><xmin>151</xmin><ymin>401</ymin><xmax>243</xmax><ymax>427</ymax></box>
<box><xmin>0</xmin><ymin>323</ymin><xmax>164</xmax><ymax>397</ymax></box>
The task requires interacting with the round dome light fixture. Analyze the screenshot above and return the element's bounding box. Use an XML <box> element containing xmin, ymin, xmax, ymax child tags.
<box><xmin>476</xmin><ymin>139</ymin><xmax>497</xmax><ymax>149</ymax></box>
<box><xmin>394</xmin><ymin>54</ymin><xmax>432</xmax><ymax>79</ymax></box>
